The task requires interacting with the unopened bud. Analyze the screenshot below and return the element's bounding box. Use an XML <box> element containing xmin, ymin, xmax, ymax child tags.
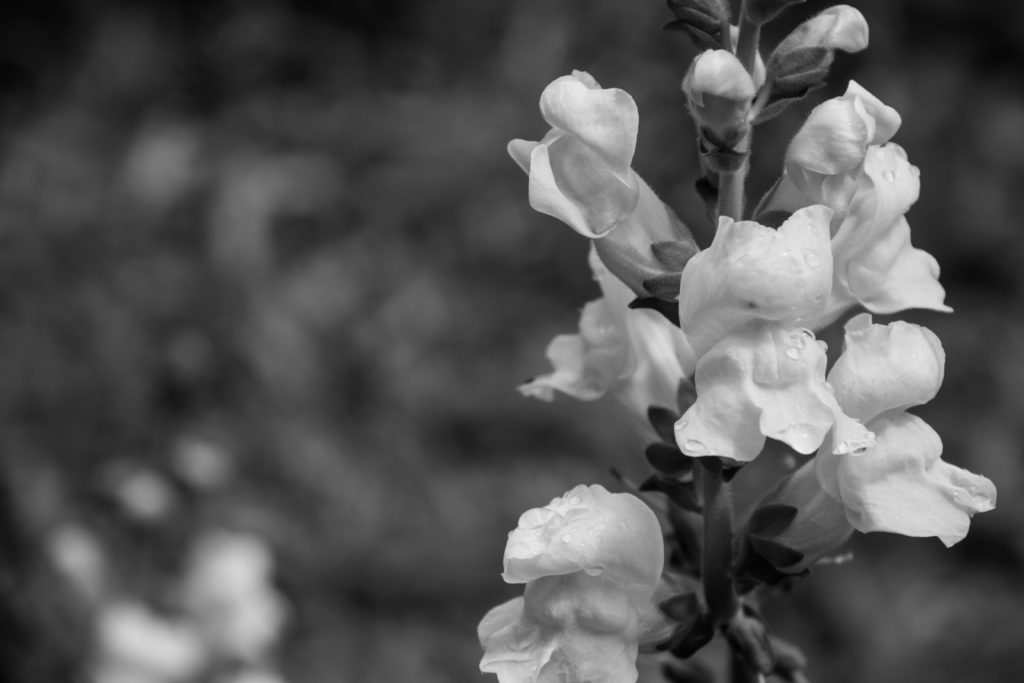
<box><xmin>683</xmin><ymin>50</ymin><xmax>756</xmax><ymax>148</ymax></box>
<box><xmin>776</xmin><ymin>5</ymin><xmax>869</xmax><ymax>55</ymax></box>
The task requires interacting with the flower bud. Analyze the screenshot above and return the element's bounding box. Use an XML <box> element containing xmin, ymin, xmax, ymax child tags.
<box><xmin>683</xmin><ymin>50</ymin><xmax>756</xmax><ymax>148</ymax></box>
<box><xmin>775</xmin><ymin>5</ymin><xmax>869</xmax><ymax>55</ymax></box>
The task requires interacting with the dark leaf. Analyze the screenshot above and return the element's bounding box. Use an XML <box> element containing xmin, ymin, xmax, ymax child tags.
<box><xmin>745</xmin><ymin>0</ymin><xmax>806</xmax><ymax>25</ymax></box>
<box><xmin>647</xmin><ymin>406</ymin><xmax>679</xmax><ymax>444</ymax></box>
<box><xmin>663</xmin><ymin>21</ymin><xmax>722</xmax><ymax>51</ymax></box>
<box><xmin>642</xmin><ymin>274</ymin><xmax>682</xmax><ymax>300</ymax></box>
<box><xmin>668</xmin><ymin>0</ymin><xmax>730</xmax><ymax>24</ymax></box>
<box><xmin>750</xmin><ymin>537</ymin><xmax>804</xmax><ymax>569</ymax></box>
<box><xmin>767</xmin><ymin>46</ymin><xmax>832</xmax><ymax>80</ymax></box>
<box><xmin>747</xmin><ymin>504</ymin><xmax>798</xmax><ymax>538</ymax></box>
<box><xmin>646</xmin><ymin>443</ymin><xmax>692</xmax><ymax>476</ymax></box>
<box><xmin>629</xmin><ymin>297</ymin><xmax>680</xmax><ymax>326</ymax></box>
<box><xmin>754</xmin><ymin>210</ymin><xmax>793</xmax><ymax>228</ymax></box>
<box><xmin>659</xmin><ymin>592</ymin><xmax>702</xmax><ymax>624</ymax></box>
<box><xmin>676</xmin><ymin>380</ymin><xmax>698</xmax><ymax>413</ymax></box>
<box><xmin>669</xmin><ymin>612</ymin><xmax>715</xmax><ymax>658</ymax></box>
<box><xmin>652</xmin><ymin>240</ymin><xmax>698</xmax><ymax>271</ymax></box>
<box><xmin>640</xmin><ymin>475</ymin><xmax>702</xmax><ymax>513</ymax></box>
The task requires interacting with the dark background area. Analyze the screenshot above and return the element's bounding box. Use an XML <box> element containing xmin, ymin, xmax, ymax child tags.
<box><xmin>0</xmin><ymin>0</ymin><xmax>1023</xmax><ymax>681</ymax></box>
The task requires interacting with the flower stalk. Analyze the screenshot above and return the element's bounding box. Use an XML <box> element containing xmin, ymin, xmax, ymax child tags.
<box><xmin>700</xmin><ymin>459</ymin><xmax>739</xmax><ymax>625</ymax></box>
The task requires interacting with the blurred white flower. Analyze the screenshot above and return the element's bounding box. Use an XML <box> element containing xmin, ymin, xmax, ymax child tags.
<box><xmin>49</xmin><ymin>524</ymin><xmax>106</xmax><ymax>602</ymax></box>
<box><xmin>480</xmin><ymin>485</ymin><xmax>663</xmax><ymax>683</ymax></box>
<box><xmin>181</xmin><ymin>531</ymin><xmax>287</xmax><ymax>663</ymax></box>
<box><xmin>94</xmin><ymin>601</ymin><xmax>205</xmax><ymax>683</ymax></box>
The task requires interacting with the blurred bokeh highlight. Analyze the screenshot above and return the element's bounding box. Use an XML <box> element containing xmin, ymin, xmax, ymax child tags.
<box><xmin>0</xmin><ymin>0</ymin><xmax>1023</xmax><ymax>682</ymax></box>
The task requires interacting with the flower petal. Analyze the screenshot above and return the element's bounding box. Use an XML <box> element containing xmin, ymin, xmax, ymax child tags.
<box><xmin>677</xmin><ymin>206</ymin><xmax>833</xmax><ymax>358</ymax></box>
<box><xmin>539</xmin><ymin>73</ymin><xmax>638</xmax><ymax>176</ymax></box>
<box><xmin>836</xmin><ymin>413</ymin><xmax>996</xmax><ymax>546</ymax></box>
<box><xmin>776</xmin><ymin>6</ymin><xmax>870</xmax><ymax>55</ymax></box>
<box><xmin>674</xmin><ymin>322</ymin><xmax>866</xmax><ymax>462</ymax></box>
<box><xmin>502</xmin><ymin>485</ymin><xmax>664</xmax><ymax>598</ymax></box>
<box><xmin>845</xmin><ymin>217</ymin><xmax>951</xmax><ymax>315</ymax></box>
<box><xmin>828</xmin><ymin>314</ymin><xmax>945</xmax><ymax>423</ymax></box>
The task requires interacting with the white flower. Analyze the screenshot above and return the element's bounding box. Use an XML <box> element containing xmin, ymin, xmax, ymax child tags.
<box><xmin>814</xmin><ymin>315</ymin><xmax>995</xmax><ymax>545</ymax></box>
<box><xmin>509</xmin><ymin>71</ymin><xmax>693</xmax><ymax>294</ymax></box>
<box><xmin>763</xmin><ymin>82</ymin><xmax>949</xmax><ymax>326</ymax></box>
<box><xmin>520</xmin><ymin>249</ymin><xmax>696</xmax><ymax>421</ymax></box>
<box><xmin>479</xmin><ymin>485</ymin><xmax>664</xmax><ymax>683</ymax></box>
<box><xmin>673</xmin><ymin>321</ymin><xmax>873</xmax><ymax>463</ymax></box>
<box><xmin>683</xmin><ymin>50</ymin><xmax>756</xmax><ymax>145</ymax></box>
<box><xmin>775</xmin><ymin>6</ymin><xmax>870</xmax><ymax>56</ymax></box>
<box><xmin>677</xmin><ymin>205</ymin><xmax>834</xmax><ymax>359</ymax></box>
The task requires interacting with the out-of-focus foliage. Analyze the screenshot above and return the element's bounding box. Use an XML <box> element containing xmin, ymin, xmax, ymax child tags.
<box><xmin>0</xmin><ymin>1</ymin><xmax>1022</xmax><ymax>682</ymax></box>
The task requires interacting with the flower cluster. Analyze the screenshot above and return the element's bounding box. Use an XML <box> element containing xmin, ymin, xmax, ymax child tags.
<box><xmin>483</xmin><ymin>3</ymin><xmax>996</xmax><ymax>682</ymax></box>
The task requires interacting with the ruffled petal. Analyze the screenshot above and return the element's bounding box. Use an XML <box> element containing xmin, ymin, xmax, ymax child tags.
<box><xmin>845</xmin><ymin>217</ymin><xmax>951</xmax><ymax>314</ymax></box>
<box><xmin>673</xmin><ymin>322</ymin><xmax>871</xmax><ymax>462</ymax></box>
<box><xmin>518</xmin><ymin>298</ymin><xmax>632</xmax><ymax>403</ymax></box>
<box><xmin>677</xmin><ymin>206</ymin><xmax>834</xmax><ymax>358</ymax></box>
<box><xmin>828</xmin><ymin>314</ymin><xmax>945</xmax><ymax>423</ymax></box>
<box><xmin>502</xmin><ymin>485</ymin><xmax>664</xmax><ymax>598</ymax></box>
<box><xmin>835</xmin><ymin>413</ymin><xmax>996</xmax><ymax>546</ymax></box>
<box><xmin>539</xmin><ymin>73</ymin><xmax>638</xmax><ymax>176</ymax></box>
<box><xmin>480</xmin><ymin>575</ymin><xmax>644</xmax><ymax>683</ymax></box>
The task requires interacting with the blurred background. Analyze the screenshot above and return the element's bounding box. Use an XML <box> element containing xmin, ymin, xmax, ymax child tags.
<box><xmin>0</xmin><ymin>0</ymin><xmax>1022</xmax><ymax>682</ymax></box>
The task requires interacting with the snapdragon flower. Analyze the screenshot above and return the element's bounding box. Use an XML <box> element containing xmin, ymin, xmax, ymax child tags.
<box><xmin>509</xmin><ymin>71</ymin><xmax>693</xmax><ymax>295</ymax></box>
<box><xmin>763</xmin><ymin>81</ymin><xmax>949</xmax><ymax>326</ymax></box>
<box><xmin>479</xmin><ymin>485</ymin><xmax>664</xmax><ymax>683</ymax></box>
<box><xmin>520</xmin><ymin>249</ymin><xmax>696</xmax><ymax>422</ymax></box>
<box><xmin>765</xmin><ymin>316</ymin><xmax>994</xmax><ymax>568</ymax></box>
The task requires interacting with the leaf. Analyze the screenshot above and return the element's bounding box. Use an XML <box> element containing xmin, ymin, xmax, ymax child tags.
<box><xmin>629</xmin><ymin>297</ymin><xmax>680</xmax><ymax>326</ymax></box>
<box><xmin>663</xmin><ymin>21</ymin><xmax>722</xmax><ymax>51</ymax></box>
<box><xmin>676</xmin><ymin>380</ymin><xmax>698</xmax><ymax>413</ymax></box>
<box><xmin>640</xmin><ymin>475</ymin><xmax>702</xmax><ymax>513</ymax></box>
<box><xmin>642</xmin><ymin>273</ymin><xmax>683</xmax><ymax>300</ymax></box>
<box><xmin>652</xmin><ymin>240</ymin><xmax>698</xmax><ymax>271</ymax></box>
<box><xmin>750</xmin><ymin>536</ymin><xmax>804</xmax><ymax>569</ymax></box>
<box><xmin>668</xmin><ymin>0</ymin><xmax>730</xmax><ymax>24</ymax></box>
<box><xmin>646</xmin><ymin>443</ymin><xmax>693</xmax><ymax>476</ymax></box>
<box><xmin>747</xmin><ymin>504</ymin><xmax>799</xmax><ymax>538</ymax></box>
<box><xmin>745</xmin><ymin>0</ymin><xmax>807</xmax><ymax>25</ymax></box>
<box><xmin>659</xmin><ymin>591</ymin><xmax>702</xmax><ymax>624</ymax></box>
<box><xmin>668</xmin><ymin>612</ymin><xmax>715</xmax><ymax>658</ymax></box>
<box><xmin>767</xmin><ymin>46</ymin><xmax>832</xmax><ymax>80</ymax></box>
<box><xmin>647</xmin><ymin>406</ymin><xmax>679</xmax><ymax>443</ymax></box>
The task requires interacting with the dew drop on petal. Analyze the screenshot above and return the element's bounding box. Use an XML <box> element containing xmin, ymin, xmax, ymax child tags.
<box><xmin>683</xmin><ymin>439</ymin><xmax>706</xmax><ymax>454</ymax></box>
<box><xmin>802</xmin><ymin>250</ymin><xmax>821</xmax><ymax>268</ymax></box>
<box><xmin>568</xmin><ymin>496</ymin><xmax>581</xmax><ymax>506</ymax></box>
<box><xmin>785</xmin><ymin>348</ymin><xmax>801</xmax><ymax>360</ymax></box>
<box><xmin>561</xmin><ymin>533</ymin><xmax>573</xmax><ymax>543</ymax></box>
<box><xmin>882</xmin><ymin>170</ymin><xmax>897</xmax><ymax>182</ymax></box>
<box><xmin>823</xmin><ymin>381</ymin><xmax>834</xmax><ymax>393</ymax></box>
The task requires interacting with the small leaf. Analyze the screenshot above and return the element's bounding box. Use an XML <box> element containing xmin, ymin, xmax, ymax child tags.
<box><xmin>647</xmin><ymin>405</ymin><xmax>679</xmax><ymax>443</ymax></box>
<box><xmin>745</xmin><ymin>0</ymin><xmax>806</xmax><ymax>25</ymax></box>
<box><xmin>646</xmin><ymin>443</ymin><xmax>692</xmax><ymax>476</ymax></box>
<box><xmin>643</xmin><ymin>273</ymin><xmax>683</xmax><ymax>300</ymax></box>
<box><xmin>659</xmin><ymin>592</ymin><xmax>702</xmax><ymax>624</ymax></box>
<box><xmin>663</xmin><ymin>21</ymin><xmax>721</xmax><ymax>51</ymax></box>
<box><xmin>668</xmin><ymin>613</ymin><xmax>715</xmax><ymax>658</ymax></box>
<box><xmin>754</xmin><ymin>210</ymin><xmax>793</xmax><ymax>229</ymax></box>
<box><xmin>747</xmin><ymin>504</ymin><xmax>799</xmax><ymax>538</ymax></box>
<box><xmin>750</xmin><ymin>537</ymin><xmax>804</xmax><ymax>569</ymax></box>
<box><xmin>676</xmin><ymin>380</ymin><xmax>698</xmax><ymax>413</ymax></box>
<box><xmin>668</xmin><ymin>0</ymin><xmax>730</xmax><ymax>24</ymax></box>
<box><xmin>652</xmin><ymin>240</ymin><xmax>698</xmax><ymax>271</ymax></box>
<box><xmin>767</xmin><ymin>46</ymin><xmax>832</xmax><ymax>80</ymax></box>
<box><xmin>629</xmin><ymin>297</ymin><xmax>680</xmax><ymax>326</ymax></box>
<box><xmin>640</xmin><ymin>475</ymin><xmax>702</xmax><ymax>513</ymax></box>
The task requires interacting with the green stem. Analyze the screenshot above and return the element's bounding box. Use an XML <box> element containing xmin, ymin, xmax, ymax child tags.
<box><xmin>735</xmin><ymin>11</ymin><xmax>761</xmax><ymax>77</ymax></box>
<box><xmin>700</xmin><ymin>459</ymin><xmax>739</xmax><ymax>626</ymax></box>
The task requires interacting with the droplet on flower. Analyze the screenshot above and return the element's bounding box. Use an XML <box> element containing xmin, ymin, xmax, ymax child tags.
<box><xmin>561</xmin><ymin>533</ymin><xmax>573</xmax><ymax>543</ymax></box>
<box><xmin>569</xmin><ymin>496</ymin><xmax>582</xmax><ymax>506</ymax></box>
<box><xmin>789</xmin><ymin>333</ymin><xmax>806</xmax><ymax>349</ymax></box>
<box><xmin>683</xmin><ymin>439</ymin><xmax>706</xmax><ymax>454</ymax></box>
<box><xmin>785</xmin><ymin>348</ymin><xmax>801</xmax><ymax>360</ymax></box>
<box><xmin>882</xmin><ymin>170</ymin><xmax>897</xmax><ymax>182</ymax></box>
<box><xmin>823</xmin><ymin>381</ymin><xmax>834</xmax><ymax>393</ymax></box>
<box><xmin>802</xmin><ymin>250</ymin><xmax>821</xmax><ymax>268</ymax></box>
<box><xmin>835</xmin><ymin>441</ymin><xmax>850</xmax><ymax>455</ymax></box>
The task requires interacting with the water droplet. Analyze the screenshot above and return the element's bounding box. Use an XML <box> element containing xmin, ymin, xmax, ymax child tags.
<box><xmin>683</xmin><ymin>439</ymin><xmax>706</xmax><ymax>454</ymax></box>
<box><xmin>835</xmin><ymin>441</ymin><xmax>850</xmax><ymax>455</ymax></box>
<box><xmin>789</xmin><ymin>333</ymin><xmax>806</xmax><ymax>349</ymax></box>
<box><xmin>882</xmin><ymin>170</ymin><xmax>897</xmax><ymax>182</ymax></box>
<box><xmin>677</xmin><ymin>418</ymin><xmax>689</xmax><ymax>429</ymax></box>
<box><xmin>823</xmin><ymin>381</ymin><xmax>834</xmax><ymax>393</ymax></box>
<box><xmin>568</xmin><ymin>496</ymin><xmax>581</xmax><ymax>506</ymax></box>
<box><xmin>561</xmin><ymin>533</ymin><xmax>573</xmax><ymax>543</ymax></box>
<box><xmin>785</xmin><ymin>348</ymin><xmax>801</xmax><ymax>360</ymax></box>
<box><xmin>803</xmin><ymin>250</ymin><xmax>821</xmax><ymax>268</ymax></box>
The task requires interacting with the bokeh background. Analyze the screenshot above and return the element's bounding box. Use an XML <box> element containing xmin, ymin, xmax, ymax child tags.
<box><xmin>1</xmin><ymin>0</ymin><xmax>1023</xmax><ymax>682</ymax></box>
